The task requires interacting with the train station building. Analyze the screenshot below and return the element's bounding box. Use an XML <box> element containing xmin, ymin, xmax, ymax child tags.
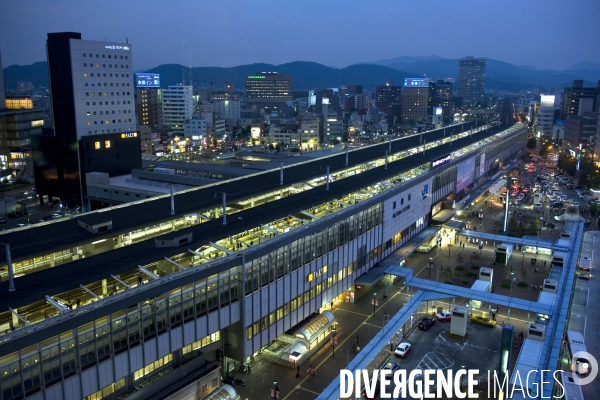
<box><xmin>0</xmin><ymin>122</ymin><xmax>526</xmax><ymax>399</ymax></box>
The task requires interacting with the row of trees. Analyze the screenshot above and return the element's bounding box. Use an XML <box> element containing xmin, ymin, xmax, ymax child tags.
<box><xmin>556</xmin><ymin>152</ymin><xmax>600</xmax><ymax>189</ymax></box>
<box><xmin>506</xmin><ymin>214</ymin><xmax>539</xmax><ymax>237</ymax></box>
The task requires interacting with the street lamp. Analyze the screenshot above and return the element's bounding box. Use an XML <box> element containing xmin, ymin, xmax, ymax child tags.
<box><xmin>373</xmin><ymin>293</ymin><xmax>377</xmax><ymax>315</ymax></box>
<box><xmin>429</xmin><ymin>257</ymin><xmax>433</xmax><ymax>278</ymax></box>
<box><xmin>510</xmin><ymin>271</ymin><xmax>515</xmax><ymax>298</ymax></box>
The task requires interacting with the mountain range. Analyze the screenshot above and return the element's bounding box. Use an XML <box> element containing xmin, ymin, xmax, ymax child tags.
<box><xmin>3</xmin><ymin>57</ymin><xmax>599</xmax><ymax>93</ymax></box>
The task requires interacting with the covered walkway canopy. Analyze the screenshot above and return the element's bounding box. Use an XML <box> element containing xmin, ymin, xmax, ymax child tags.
<box><xmin>444</xmin><ymin>219</ymin><xmax>465</xmax><ymax>230</ymax></box>
<box><xmin>384</xmin><ymin>265</ymin><xmax>554</xmax><ymax>315</ymax></box>
<box><xmin>293</xmin><ymin>310</ymin><xmax>335</xmax><ymax>341</ymax></box>
<box><xmin>388</xmin><ymin>226</ymin><xmax>440</xmax><ymax>264</ymax></box>
<box><xmin>456</xmin><ymin>231</ymin><xmax>570</xmax><ymax>252</ymax></box>
<box><xmin>489</xmin><ymin>179</ymin><xmax>507</xmax><ymax>196</ymax></box>
<box><xmin>431</xmin><ymin>209</ymin><xmax>455</xmax><ymax>225</ymax></box>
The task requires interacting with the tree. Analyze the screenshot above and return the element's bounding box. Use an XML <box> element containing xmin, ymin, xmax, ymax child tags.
<box><xmin>441</xmin><ymin>266</ymin><xmax>453</xmax><ymax>282</ymax></box>
<box><xmin>456</xmin><ymin>252</ymin><xmax>465</xmax><ymax>266</ymax></box>
<box><xmin>268</xmin><ymin>143</ymin><xmax>274</xmax><ymax>152</ymax></box>
<box><xmin>527</xmin><ymin>217</ymin><xmax>539</xmax><ymax>236</ymax></box>
<box><xmin>507</xmin><ymin>214</ymin><xmax>519</xmax><ymax>236</ymax></box>
<box><xmin>526</xmin><ymin>137</ymin><xmax>537</xmax><ymax>149</ymax></box>
<box><xmin>590</xmin><ymin>203</ymin><xmax>599</xmax><ymax>217</ymax></box>
<box><xmin>520</xmin><ymin>268</ymin><xmax>528</xmax><ymax>283</ymax></box>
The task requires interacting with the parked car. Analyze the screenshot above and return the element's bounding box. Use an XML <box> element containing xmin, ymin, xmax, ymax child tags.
<box><xmin>382</xmin><ymin>361</ymin><xmax>400</xmax><ymax>374</ymax></box>
<box><xmin>578</xmin><ymin>271</ymin><xmax>591</xmax><ymax>280</ymax></box>
<box><xmin>0</xmin><ymin>217</ymin><xmax>7</xmax><ymax>224</ymax></box>
<box><xmin>51</xmin><ymin>213</ymin><xmax>62</xmax><ymax>219</ymax></box>
<box><xmin>394</xmin><ymin>342</ymin><xmax>412</xmax><ymax>357</ymax></box>
<box><xmin>470</xmin><ymin>314</ymin><xmax>496</xmax><ymax>327</ymax></box>
<box><xmin>436</xmin><ymin>311</ymin><xmax>452</xmax><ymax>321</ymax></box>
<box><xmin>416</xmin><ymin>317</ymin><xmax>436</xmax><ymax>330</ymax></box>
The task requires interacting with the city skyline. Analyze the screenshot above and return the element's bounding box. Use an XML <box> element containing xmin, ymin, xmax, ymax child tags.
<box><xmin>1</xmin><ymin>0</ymin><xmax>600</xmax><ymax>72</ymax></box>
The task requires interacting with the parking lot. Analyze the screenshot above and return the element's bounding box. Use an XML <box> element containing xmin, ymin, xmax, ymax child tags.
<box><xmin>372</xmin><ymin>319</ymin><xmax>501</xmax><ymax>399</ymax></box>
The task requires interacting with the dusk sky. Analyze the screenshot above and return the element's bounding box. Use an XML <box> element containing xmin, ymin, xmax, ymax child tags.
<box><xmin>1</xmin><ymin>0</ymin><xmax>599</xmax><ymax>71</ymax></box>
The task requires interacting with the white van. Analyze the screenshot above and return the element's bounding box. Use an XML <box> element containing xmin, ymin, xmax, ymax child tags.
<box><xmin>534</xmin><ymin>203</ymin><xmax>543</xmax><ymax>210</ymax></box>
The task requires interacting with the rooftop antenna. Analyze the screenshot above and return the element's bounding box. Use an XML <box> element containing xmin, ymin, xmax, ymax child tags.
<box><xmin>126</xmin><ymin>38</ymin><xmax>129</xmax><ymax>44</ymax></box>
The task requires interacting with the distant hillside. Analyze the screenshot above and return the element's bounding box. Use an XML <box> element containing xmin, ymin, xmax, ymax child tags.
<box><xmin>145</xmin><ymin>61</ymin><xmax>415</xmax><ymax>90</ymax></box>
<box><xmin>3</xmin><ymin>57</ymin><xmax>599</xmax><ymax>93</ymax></box>
<box><xmin>3</xmin><ymin>62</ymin><xmax>49</xmax><ymax>88</ymax></box>
<box><xmin>375</xmin><ymin>57</ymin><xmax>600</xmax><ymax>91</ymax></box>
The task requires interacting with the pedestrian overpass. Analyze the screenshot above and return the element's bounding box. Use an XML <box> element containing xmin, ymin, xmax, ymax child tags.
<box><xmin>317</xmin><ymin>222</ymin><xmax>584</xmax><ymax>400</ymax></box>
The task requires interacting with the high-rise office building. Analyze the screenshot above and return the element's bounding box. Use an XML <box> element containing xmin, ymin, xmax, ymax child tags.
<box><xmin>457</xmin><ymin>56</ymin><xmax>486</xmax><ymax>106</ymax></box>
<box><xmin>401</xmin><ymin>78</ymin><xmax>430</xmax><ymax>125</ymax></box>
<box><xmin>338</xmin><ymin>85</ymin><xmax>363</xmax><ymax>110</ymax></box>
<box><xmin>135</xmin><ymin>74</ymin><xmax>163</xmax><ymax>131</ymax></box>
<box><xmin>428</xmin><ymin>80</ymin><xmax>454</xmax><ymax>122</ymax></box>
<box><xmin>32</xmin><ymin>32</ymin><xmax>140</xmax><ymax>209</ymax></box>
<box><xmin>162</xmin><ymin>84</ymin><xmax>194</xmax><ymax>136</ymax></box>
<box><xmin>245</xmin><ymin>72</ymin><xmax>293</xmax><ymax>110</ymax></box>
<box><xmin>561</xmin><ymin>80</ymin><xmax>600</xmax><ymax>119</ymax></box>
<box><xmin>0</xmin><ymin>50</ymin><xmax>5</xmax><ymax>108</ymax></box>
<box><xmin>376</xmin><ymin>82</ymin><xmax>402</xmax><ymax>112</ymax></box>
<box><xmin>537</xmin><ymin>94</ymin><xmax>560</xmax><ymax>138</ymax></box>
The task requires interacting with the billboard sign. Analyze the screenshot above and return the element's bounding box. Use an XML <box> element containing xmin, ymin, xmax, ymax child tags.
<box><xmin>136</xmin><ymin>73</ymin><xmax>160</xmax><ymax>88</ymax></box>
<box><xmin>431</xmin><ymin>154</ymin><xmax>452</xmax><ymax>169</ymax></box>
<box><xmin>435</xmin><ymin>107</ymin><xmax>443</xmax><ymax>115</ymax></box>
<box><xmin>479</xmin><ymin>153</ymin><xmax>486</xmax><ymax>176</ymax></box>
<box><xmin>456</xmin><ymin>157</ymin><xmax>476</xmax><ymax>192</ymax></box>
<box><xmin>404</xmin><ymin>78</ymin><xmax>429</xmax><ymax>87</ymax></box>
<box><xmin>250</xmin><ymin>127</ymin><xmax>261</xmax><ymax>140</ymax></box>
<box><xmin>540</xmin><ymin>95</ymin><xmax>555</xmax><ymax>107</ymax></box>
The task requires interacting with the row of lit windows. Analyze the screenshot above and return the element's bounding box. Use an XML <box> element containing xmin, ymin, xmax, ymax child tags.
<box><xmin>85</xmin><ymin>91</ymin><xmax>131</xmax><ymax>97</ymax></box>
<box><xmin>83</xmin><ymin>378</ymin><xmax>126</xmax><ymax>400</ymax></box>
<box><xmin>132</xmin><ymin>354</ymin><xmax>173</xmax><ymax>382</ymax></box>
<box><xmin>82</xmin><ymin>62</ymin><xmax>129</xmax><ymax>69</ymax></box>
<box><xmin>87</xmin><ymin>119</ymin><xmax>132</xmax><ymax>126</ymax></box>
<box><xmin>85</xmin><ymin>100</ymin><xmax>131</xmax><ymax>106</ymax></box>
<box><xmin>94</xmin><ymin>141</ymin><xmax>111</xmax><ymax>150</ymax></box>
<box><xmin>182</xmin><ymin>332</ymin><xmax>220</xmax><ymax>355</ymax></box>
<box><xmin>86</xmin><ymin>110</ymin><xmax>131</xmax><ymax>116</ymax></box>
<box><xmin>84</xmin><ymin>82</ymin><xmax>129</xmax><ymax>87</ymax></box>
<box><xmin>83</xmin><ymin>72</ymin><xmax>129</xmax><ymax>78</ymax></box>
<box><xmin>82</xmin><ymin>53</ymin><xmax>128</xmax><ymax>60</ymax></box>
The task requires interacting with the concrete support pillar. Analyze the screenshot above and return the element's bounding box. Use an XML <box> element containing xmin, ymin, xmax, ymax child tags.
<box><xmin>102</xmin><ymin>279</ymin><xmax>108</xmax><ymax>297</ymax></box>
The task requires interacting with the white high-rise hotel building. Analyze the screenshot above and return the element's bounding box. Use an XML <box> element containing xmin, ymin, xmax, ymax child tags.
<box><xmin>67</xmin><ymin>39</ymin><xmax>135</xmax><ymax>138</ymax></box>
<box><xmin>162</xmin><ymin>85</ymin><xmax>194</xmax><ymax>136</ymax></box>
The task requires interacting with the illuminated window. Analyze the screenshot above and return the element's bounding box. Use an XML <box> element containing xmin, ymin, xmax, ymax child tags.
<box><xmin>94</xmin><ymin>142</ymin><xmax>100</xmax><ymax>149</ymax></box>
<box><xmin>105</xmin><ymin>140</ymin><xmax>111</xmax><ymax>148</ymax></box>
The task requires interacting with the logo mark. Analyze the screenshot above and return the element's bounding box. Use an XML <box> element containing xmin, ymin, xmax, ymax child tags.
<box><xmin>422</xmin><ymin>184</ymin><xmax>429</xmax><ymax>199</ymax></box>
<box><xmin>572</xmin><ymin>351</ymin><xmax>598</xmax><ymax>386</ymax></box>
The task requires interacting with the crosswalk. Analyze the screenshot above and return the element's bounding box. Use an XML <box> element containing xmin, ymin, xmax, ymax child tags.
<box><xmin>416</xmin><ymin>351</ymin><xmax>454</xmax><ymax>370</ymax></box>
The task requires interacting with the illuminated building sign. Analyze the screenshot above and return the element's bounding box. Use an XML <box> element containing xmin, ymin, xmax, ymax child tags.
<box><xmin>431</xmin><ymin>154</ymin><xmax>451</xmax><ymax>169</ymax></box>
<box><xmin>105</xmin><ymin>45</ymin><xmax>130</xmax><ymax>51</ymax></box>
<box><xmin>247</xmin><ymin>76</ymin><xmax>265</xmax><ymax>79</ymax></box>
<box><xmin>404</xmin><ymin>78</ymin><xmax>430</xmax><ymax>87</ymax></box>
<box><xmin>307</xmin><ymin>265</ymin><xmax>328</xmax><ymax>282</ymax></box>
<box><xmin>136</xmin><ymin>73</ymin><xmax>160</xmax><ymax>88</ymax></box>
<box><xmin>120</xmin><ymin>132</ymin><xmax>138</xmax><ymax>138</ymax></box>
